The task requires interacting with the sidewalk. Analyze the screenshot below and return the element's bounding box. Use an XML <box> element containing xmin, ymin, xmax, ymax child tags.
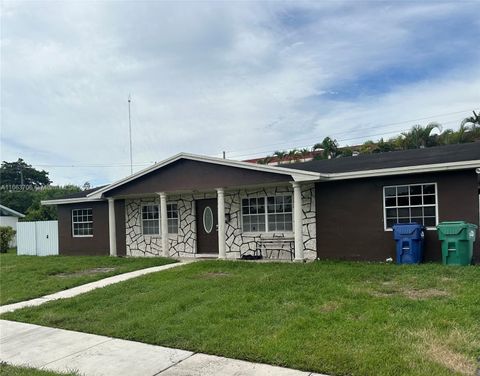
<box><xmin>0</xmin><ymin>320</ymin><xmax>327</xmax><ymax>376</ymax></box>
<box><xmin>0</xmin><ymin>261</ymin><xmax>188</xmax><ymax>314</ymax></box>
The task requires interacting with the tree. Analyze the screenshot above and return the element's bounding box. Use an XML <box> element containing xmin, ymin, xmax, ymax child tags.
<box><xmin>22</xmin><ymin>185</ymin><xmax>82</xmax><ymax>221</ymax></box>
<box><xmin>359</xmin><ymin>140</ymin><xmax>378</xmax><ymax>154</ymax></box>
<box><xmin>83</xmin><ymin>181</ymin><xmax>91</xmax><ymax>190</ymax></box>
<box><xmin>273</xmin><ymin>150</ymin><xmax>287</xmax><ymax>162</ymax></box>
<box><xmin>0</xmin><ymin>159</ymin><xmax>84</xmax><ymax>220</ymax></box>
<box><xmin>319</xmin><ymin>137</ymin><xmax>339</xmax><ymax>159</ymax></box>
<box><xmin>340</xmin><ymin>147</ymin><xmax>353</xmax><ymax>157</ymax></box>
<box><xmin>0</xmin><ymin>159</ymin><xmax>51</xmax><ymax>186</ymax></box>
<box><xmin>299</xmin><ymin>148</ymin><xmax>311</xmax><ymax>160</ymax></box>
<box><xmin>376</xmin><ymin>138</ymin><xmax>395</xmax><ymax>153</ymax></box>
<box><xmin>461</xmin><ymin>110</ymin><xmax>480</xmax><ymax>130</ymax></box>
<box><xmin>287</xmin><ymin>149</ymin><xmax>300</xmax><ymax>162</ymax></box>
<box><xmin>0</xmin><ymin>226</ymin><xmax>16</xmax><ymax>253</ymax></box>
<box><xmin>401</xmin><ymin>122</ymin><xmax>442</xmax><ymax>149</ymax></box>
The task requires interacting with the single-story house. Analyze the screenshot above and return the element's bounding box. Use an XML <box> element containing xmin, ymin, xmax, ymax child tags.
<box><xmin>42</xmin><ymin>142</ymin><xmax>480</xmax><ymax>262</ymax></box>
<box><xmin>0</xmin><ymin>204</ymin><xmax>25</xmax><ymax>247</ymax></box>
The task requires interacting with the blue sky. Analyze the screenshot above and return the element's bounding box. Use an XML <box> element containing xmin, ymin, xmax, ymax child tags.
<box><xmin>1</xmin><ymin>1</ymin><xmax>479</xmax><ymax>186</ymax></box>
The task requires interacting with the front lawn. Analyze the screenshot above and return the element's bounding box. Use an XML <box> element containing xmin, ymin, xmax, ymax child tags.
<box><xmin>0</xmin><ymin>363</ymin><xmax>78</xmax><ymax>376</ymax></box>
<box><xmin>0</xmin><ymin>249</ymin><xmax>175</xmax><ymax>305</ymax></box>
<box><xmin>3</xmin><ymin>261</ymin><xmax>479</xmax><ymax>376</ymax></box>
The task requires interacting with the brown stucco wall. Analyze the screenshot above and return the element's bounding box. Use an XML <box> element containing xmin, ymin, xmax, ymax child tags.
<box><xmin>58</xmin><ymin>200</ymin><xmax>126</xmax><ymax>256</ymax></box>
<box><xmin>106</xmin><ymin>159</ymin><xmax>293</xmax><ymax>197</ymax></box>
<box><xmin>315</xmin><ymin>169</ymin><xmax>479</xmax><ymax>262</ymax></box>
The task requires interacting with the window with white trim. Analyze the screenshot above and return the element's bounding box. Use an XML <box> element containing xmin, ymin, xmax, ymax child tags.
<box><xmin>141</xmin><ymin>203</ymin><xmax>178</xmax><ymax>235</ymax></box>
<box><xmin>383</xmin><ymin>183</ymin><xmax>437</xmax><ymax>229</ymax></box>
<box><xmin>267</xmin><ymin>195</ymin><xmax>293</xmax><ymax>231</ymax></box>
<box><xmin>72</xmin><ymin>208</ymin><xmax>93</xmax><ymax>236</ymax></box>
<box><xmin>167</xmin><ymin>203</ymin><xmax>178</xmax><ymax>234</ymax></box>
<box><xmin>241</xmin><ymin>194</ymin><xmax>293</xmax><ymax>233</ymax></box>
<box><xmin>142</xmin><ymin>204</ymin><xmax>159</xmax><ymax>235</ymax></box>
<box><xmin>242</xmin><ymin>197</ymin><xmax>266</xmax><ymax>232</ymax></box>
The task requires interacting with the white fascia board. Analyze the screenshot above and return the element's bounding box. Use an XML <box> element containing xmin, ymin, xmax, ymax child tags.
<box><xmin>87</xmin><ymin>153</ymin><xmax>321</xmax><ymax>199</ymax></box>
<box><xmin>41</xmin><ymin>197</ymin><xmax>105</xmax><ymax>206</ymax></box>
<box><xmin>319</xmin><ymin>160</ymin><xmax>480</xmax><ymax>181</ymax></box>
<box><xmin>0</xmin><ymin>204</ymin><xmax>25</xmax><ymax>217</ymax></box>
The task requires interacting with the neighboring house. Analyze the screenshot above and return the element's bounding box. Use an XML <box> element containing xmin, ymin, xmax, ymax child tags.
<box><xmin>0</xmin><ymin>204</ymin><xmax>25</xmax><ymax>247</ymax></box>
<box><xmin>42</xmin><ymin>143</ymin><xmax>480</xmax><ymax>262</ymax></box>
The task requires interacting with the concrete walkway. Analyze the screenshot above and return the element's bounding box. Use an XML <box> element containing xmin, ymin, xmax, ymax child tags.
<box><xmin>0</xmin><ymin>262</ymin><xmax>188</xmax><ymax>314</ymax></box>
<box><xmin>0</xmin><ymin>320</ymin><xmax>327</xmax><ymax>376</ymax></box>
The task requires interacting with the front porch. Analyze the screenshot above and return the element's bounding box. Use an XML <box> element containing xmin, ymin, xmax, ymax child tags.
<box><xmin>106</xmin><ymin>182</ymin><xmax>316</xmax><ymax>261</ymax></box>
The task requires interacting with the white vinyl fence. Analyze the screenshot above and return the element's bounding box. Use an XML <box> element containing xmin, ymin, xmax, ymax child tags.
<box><xmin>17</xmin><ymin>221</ymin><xmax>59</xmax><ymax>256</ymax></box>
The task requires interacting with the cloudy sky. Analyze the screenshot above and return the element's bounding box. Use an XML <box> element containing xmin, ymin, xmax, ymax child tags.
<box><xmin>1</xmin><ymin>1</ymin><xmax>479</xmax><ymax>186</ymax></box>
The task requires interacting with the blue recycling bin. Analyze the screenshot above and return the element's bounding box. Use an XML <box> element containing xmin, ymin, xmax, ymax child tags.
<box><xmin>392</xmin><ymin>223</ymin><xmax>426</xmax><ymax>264</ymax></box>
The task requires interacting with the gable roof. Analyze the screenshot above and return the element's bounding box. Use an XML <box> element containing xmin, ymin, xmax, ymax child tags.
<box><xmin>0</xmin><ymin>204</ymin><xmax>25</xmax><ymax>218</ymax></box>
<box><xmin>86</xmin><ymin>153</ymin><xmax>321</xmax><ymax>199</ymax></box>
<box><xmin>59</xmin><ymin>186</ymin><xmax>108</xmax><ymax>199</ymax></box>
<box><xmin>42</xmin><ymin>143</ymin><xmax>480</xmax><ymax>205</ymax></box>
<box><xmin>285</xmin><ymin>142</ymin><xmax>480</xmax><ymax>179</ymax></box>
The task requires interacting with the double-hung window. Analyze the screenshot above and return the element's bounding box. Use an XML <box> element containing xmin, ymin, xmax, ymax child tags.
<box><xmin>72</xmin><ymin>208</ymin><xmax>93</xmax><ymax>236</ymax></box>
<box><xmin>267</xmin><ymin>195</ymin><xmax>293</xmax><ymax>231</ymax></box>
<box><xmin>167</xmin><ymin>203</ymin><xmax>179</xmax><ymax>233</ymax></box>
<box><xmin>242</xmin><ymin>197</ymin><xmax>266</xmax><ymax>232</ymax></box>
<box><xmin>241</xmin><ymin>194</ymin><xmax>293</xmax><ymax>233</ymax></box>
<box><xmin>142</xmin><ymin>204</ymin><xmax>159</xmax><ymax>235</ymax></box>
<box><xmin>141</xmin><ymin>203</ymin><xmax>178</xmax><ymax>235</ymax></box>
<box><xmin>383</xmin><ymin>183</ymin><xmax>437</xmax><ymax>230</ymax></box>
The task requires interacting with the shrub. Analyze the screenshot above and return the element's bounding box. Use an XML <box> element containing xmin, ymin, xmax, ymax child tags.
<box><xmin>0</xmin><ymin>226</ymin><xmax>16</xmax><ymax>253</ymax></box>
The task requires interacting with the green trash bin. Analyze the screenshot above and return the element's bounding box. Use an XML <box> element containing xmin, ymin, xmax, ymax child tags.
<box><xmin>436</xmin><ymin>221</ymin><xmax>477</xmax><ymax>265</ymax></box>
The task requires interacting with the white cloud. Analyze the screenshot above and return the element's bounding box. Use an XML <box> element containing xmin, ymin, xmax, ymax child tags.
<box><xmin>1</xmin><ymin>1</ymin><xmax>479</xmax><ymax>186</ymax></box>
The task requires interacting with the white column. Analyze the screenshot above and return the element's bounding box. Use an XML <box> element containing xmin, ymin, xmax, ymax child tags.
<box><xmin>108</xmin><ymin>198</ymin><xmax>117</xmax><ymax>257</ymax></box>
<box><xmin>217</xmin><ymin>188</ymin><xmax>226</xmax><ymax>259</ymax></box>
<box><xmin>292</xmin><ymin>182</ymin><xmax>304</xmax><ymax>261</ymax></box>
<box><xmin>159</xmin><ymin>192</ymin><xmax>169</xmax><ymax>257</ymax></box>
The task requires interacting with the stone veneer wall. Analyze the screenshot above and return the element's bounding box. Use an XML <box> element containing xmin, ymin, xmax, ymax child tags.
<box><xmin>124</xmin><ymin>183</ymin><xmax>316</xmax><ymax>260</ymax></box>
<box><xmin>223</xmin><ymin>184</ymin><xmax>316</xmax><ymax>260</ymax></box>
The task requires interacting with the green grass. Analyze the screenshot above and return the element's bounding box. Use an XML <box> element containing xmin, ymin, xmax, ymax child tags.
<box><xmin>3</xmin><ymin>261</ymin><xmax>479</xmax><ymax>376</ymax></box>
<box><xmin>0</xmin><ymin>249</ymin><xmax>175</xmax><ymax>305</ymax></box>
<box><xmin>0</xmin><ymin>363</ymin><xmax>78</xmax><ymax>376</ymax></box>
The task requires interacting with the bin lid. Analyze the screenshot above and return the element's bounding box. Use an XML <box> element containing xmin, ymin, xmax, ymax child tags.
<box><xmin>436</xmin><ymin>221</ymin><xmax>478</xmax><ymax>235</ymax></box>
<box><xmin>392</xmin><ymin>223</ymin><xmax>424</xmax><ymax>235</ymax></box>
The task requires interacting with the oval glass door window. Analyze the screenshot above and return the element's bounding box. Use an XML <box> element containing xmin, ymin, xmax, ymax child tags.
<box><xmin>203</xmin><ymin>207</ymin><xmax>214</xmax><ymax>234</ymax></box>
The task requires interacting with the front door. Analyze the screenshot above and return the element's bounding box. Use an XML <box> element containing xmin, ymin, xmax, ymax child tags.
<box><xmin>196</xmin><ymin>198</ymin><xmax>218</xmax><ymax>254</ymax></box>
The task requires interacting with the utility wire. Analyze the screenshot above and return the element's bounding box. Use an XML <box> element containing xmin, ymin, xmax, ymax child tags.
<box><xmin>228</xmin><ymin>118</ymin><xmax>464</xmax><ymax>159</ymax></box>
<box><xmin>27</xmin><ymin>108</ymin><xmax>477</xmax><ymax>168</ymax></box>
<box><xmin>224</xmin><ymin>108</ymin><xmax>476</xmax><ymax>155</ymax></box>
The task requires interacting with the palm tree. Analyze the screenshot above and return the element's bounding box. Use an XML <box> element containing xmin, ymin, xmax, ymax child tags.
<box><xmin>461</xmin><ymin>110</ymin><xmax>480</xmax><ymax>130</ymax></box>
<box><xmin>438</xmin><ymin>129</ymin><xmax>455</xmax><ymax>145</ymax></box>
<box><xmin>320</xmin><ymin>137</ymin><xmax>339</xmax><ymax>159</ymax></box>
<box><xmin>273</xmin><ymin>150</ymin><xmax>287</xmax><ymax>163</ymax></box>
<box><xmin>287</xmin><ymin>149</ymin><xmax>300</xmax><ymax>161</ymax></box>
<box><xmin>299</xmin><ymin>148</ymin><xmax>311</xmax><ymax>161</ymax></box>
<box><xmin>401</xmin><ymin>122</ymin><xmax>442</xmax><ymax>149</ymax></box>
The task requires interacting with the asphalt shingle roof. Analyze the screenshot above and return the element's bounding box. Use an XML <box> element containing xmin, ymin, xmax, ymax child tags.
<box><xmin>284</xmin><ymin>142</ymin><xmax>480</xmax><ymax>174</ymax></box>
<box><xmin>59</xmin><ymin>185</ymin><xmax>108</xmax><ymax>199</ymax></box>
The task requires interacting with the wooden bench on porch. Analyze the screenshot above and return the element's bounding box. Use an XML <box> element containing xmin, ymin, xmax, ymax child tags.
<box><xmin>255</xmin><ymin>236</ymin><xmax>295</xmax><ymax>261</ymax></box>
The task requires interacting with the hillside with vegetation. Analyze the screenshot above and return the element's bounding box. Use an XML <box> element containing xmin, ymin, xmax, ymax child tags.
<box><xmin>257</xmin><ymin>110</ymin><xmax>480</xmax><ymax>164</ymax></box>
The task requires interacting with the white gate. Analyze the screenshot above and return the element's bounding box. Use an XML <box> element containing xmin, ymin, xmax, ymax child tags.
<box><xmin>17</xmin><ymin>221</ymin><xmax>59</xmax><ymax>256</ymax></box>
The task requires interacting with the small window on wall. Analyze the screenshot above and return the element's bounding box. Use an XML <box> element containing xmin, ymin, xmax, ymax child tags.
<box><xmin>72</xmin><ymin>208</ymin><xmax>93</xmax><ymax>237</ymax></box>
<box><xmin>383</xmin><ymin>183</ymin><xmax>438</xmax><ymax>230</ymax></box>
<box><xmin>167</xmin><ymin>203</ymin><xmax>178</xmax><ymax>234</ymax></box>
<box><xmin>142</xmin><ymin>204</ymin><xmax>159</xmax><ymax>235</ymax></box>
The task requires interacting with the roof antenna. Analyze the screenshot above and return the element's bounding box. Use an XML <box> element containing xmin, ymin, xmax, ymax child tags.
<box><xmin>223</xmin><ymin>151</ymin><xmax>226</xmax><ymax>159</ymax></box>
<box><xmin>128</xmin><ymin>94</ymin><xmax>133</xmax><ymax>175</ymax></box>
